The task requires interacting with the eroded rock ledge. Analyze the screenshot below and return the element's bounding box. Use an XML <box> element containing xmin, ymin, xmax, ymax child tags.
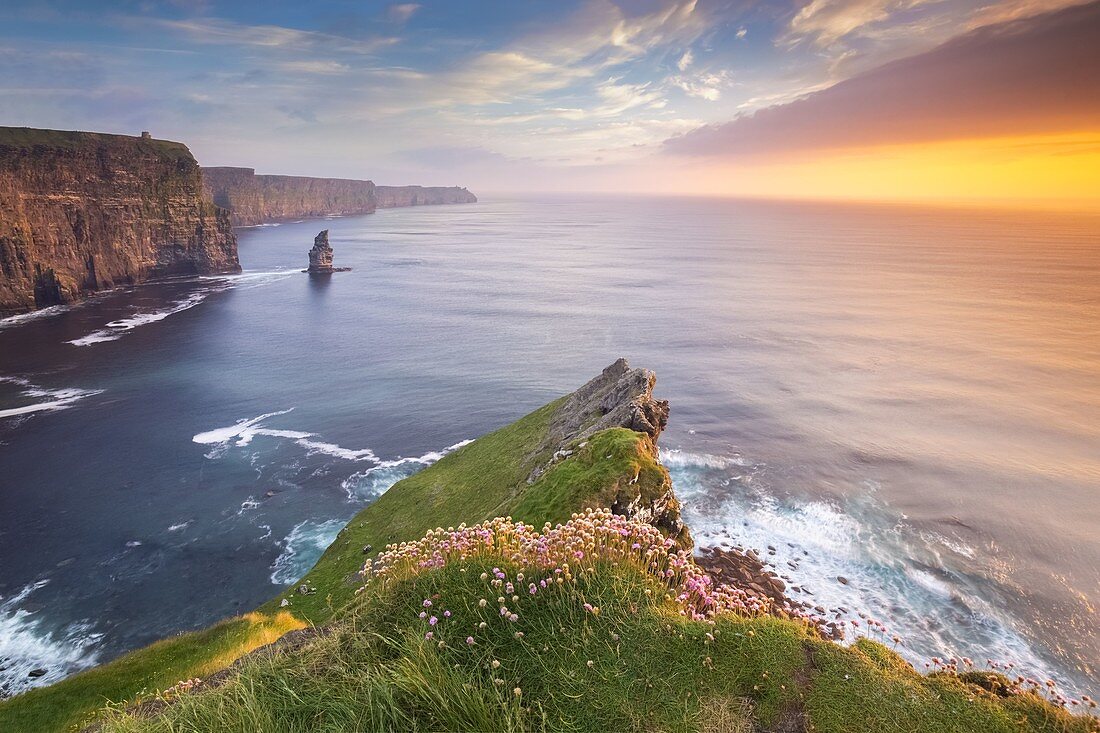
<box><xmin>527</xmin><ymin>358</ymin><xmax>688</xmax><ymax>548</ymax></box>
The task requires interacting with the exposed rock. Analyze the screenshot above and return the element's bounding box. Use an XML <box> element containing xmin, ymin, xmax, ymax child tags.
<box><xmin>304</xmin><ymin>230</ymin><xmax>350</xmax><ymax>275</ymax></box>
<box><xmin>308</xmin><ymin>230</ymin><xmax>333</xmax><ymax>273</ymax></box>
<box><xmin>201</xmin><ymin>167</ymin><xmax>377</xmax><ymax>227</ymax></box>
<box><xmin>545</xmin><ymin>357</ymin><xmax>670</xmax><ymax>448</ymax></box>
<box><xmin>374</xmin><ymin>185</ymin><xmax>477</xmax><ymax>208</ymax></box>
<box><xmin>529</xmin><ymin>358</ymin><xmax>687</xmax><ymax>549</ymax></box>
<box><xmin>0</xmin><ymin>127</ymin><xmax>239</xmax><ymax>316</ymax></box>
<box><xmin>26</xmin><ymin>668</ymin><xmax>46</xmax><ymax>679</ymax></box>
<box><xmin>201</xmin><ymin>169</ymin><xmax>477</xmax><ymax>227</ymax></box>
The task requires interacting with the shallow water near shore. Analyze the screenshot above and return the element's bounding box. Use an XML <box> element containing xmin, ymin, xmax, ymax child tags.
<box><xmin>0</xmin><ymin>196</ymin><xmax>1097</xmax><ymax>699</ymax></box>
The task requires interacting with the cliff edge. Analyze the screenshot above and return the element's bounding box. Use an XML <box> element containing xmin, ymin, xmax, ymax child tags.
<box><xmin>2</xmin><ymin>361</ymin><xmax>1094</xmax><ymax>733</ymax></box>
<box><xmin>0</xmin><ymin>127</ymin><xmax>239</xmax><ymax>316</ymax></box>
<box><xmin>201</xmin><ymin>167</ymin><xmax>377</xmax><ymax>227</ymax></box>
<box><xmin>201</xmin><ymin>168</ymin><xmax>477</xmax><ymax>226</ymax></box>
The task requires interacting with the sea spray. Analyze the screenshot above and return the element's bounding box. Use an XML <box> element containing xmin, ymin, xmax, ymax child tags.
<box><xmin>665</xmin><ymin>446</ymin><xmax>1077</xmax><ymax>695</ymax></box>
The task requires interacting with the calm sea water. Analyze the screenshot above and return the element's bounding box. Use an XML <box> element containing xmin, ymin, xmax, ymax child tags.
<box><xmin>1</xmin><ymin>196</ymin><xmax>1097</xmax><ymax>699</ymax></box>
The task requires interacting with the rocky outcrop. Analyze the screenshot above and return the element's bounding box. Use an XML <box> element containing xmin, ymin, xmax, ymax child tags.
<box><xmin>305</xmin><ymin>230</ymin><xmax>349</xmax><ymax>274</ymax></box>
<box><xmin>374</xmin><ymin>185</ymin><xmax>477</xmax><ymax>208</ymax></box>
<box><xmin>530</xmin><ymin>358</ymin><xmax>689</xmax><ymax>548</ymax></box>
<box><xmin>201</xmin><ymin>167</ymin><xmax>378</xmax><ymax>227</ymax></box>
<box><xmin>546</xmin><ymin>357</ymin><xmax>670</xmax><ymax>447</ymax></box>
<box><xmin>307</xmin><ymin>230</ymin><xmax>334</xmax><ymax>273</ymax></box>
<box><xmin>0</xmin><ymin>127</ymin><xmax>239</xmax><ymax>315</ymax></box>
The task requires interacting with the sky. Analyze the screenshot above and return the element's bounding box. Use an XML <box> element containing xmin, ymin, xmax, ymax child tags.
<box><xmin>1</xmin><ymin>0</ymin><xmax>1099</xmax><ymax>208</ymax></box>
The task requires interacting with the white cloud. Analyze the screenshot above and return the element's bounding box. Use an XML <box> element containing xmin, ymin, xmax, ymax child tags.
<box><xmin>387</xmin><ymin>3</ymin><xmax>421</xmax><ymax>24</ymax></box>
<box><xmin>127</xmin><ymin>16</ymin><xmax>399</xmax><ymax>55</ymax></box>
<box><xmin>678</xmin><ymin>49</ymin><xmax>694</xmax><ymax>70</ymax></box>
<box><xmin>276</xmin><ymin>60</ymin><xmax>350</xmax><ymax>75</ymax></box>
<box><xmin>670</xmin><ymin>70</ymin><xmax>732</xmax><ymax>101</ymax></box>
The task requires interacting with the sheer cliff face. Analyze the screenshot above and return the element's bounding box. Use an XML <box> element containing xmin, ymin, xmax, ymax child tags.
<box><xmin>375</xmin><ymin>185</ymin><xmax>477</xmax><ymax>208</ymax></box>
<box><xmin>0</xmin><ymin>128</ymin><xmax>239</xmax><ymax>316</ymax></box>
<box><xmin>201</xmin><ymin>167</ymin><xmax>477</xmax><ymax>226</ymax></box>
<box><xmin>201</xmin><ymin>167</ymin><xmax>377</xmax><ymax>226</ymax></box>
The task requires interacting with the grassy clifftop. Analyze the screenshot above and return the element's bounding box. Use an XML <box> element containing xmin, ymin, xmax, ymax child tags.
<box><xmin>0</xmin><ymin>127</ymin><xmax>190</xmax><ymax>158</ymax></box>
<box><xmin>1</xmin><ymin>360</ymin><xmax>1095</xmax><ymax>732</ymax></box>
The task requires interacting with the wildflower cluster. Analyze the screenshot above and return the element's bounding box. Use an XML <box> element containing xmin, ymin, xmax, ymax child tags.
<box><xmin>162</xmin><ymin>678</ymin><xmax>203</xmax><ymax>700</ymax></box>
<box><xmin>360</xmin><ymin>508</ymin><xmax>818</xmax><ymax>626</ymax></box>
<box><xmin>924</xmin><ymin>656</ymin><xmax>1095</xmax><ymax>710</ymax></box>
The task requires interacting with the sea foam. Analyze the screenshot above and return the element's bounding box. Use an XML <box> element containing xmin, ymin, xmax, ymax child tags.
<box><xmin>192</xmin><ymin>409</ymin><xmax>379</xmax><ymax>461</ymax></box>
<box><xmin>0</xmin><ymin>377</ymin><xmax>103</xmax><ymax>421</ymax></box>
<box><xmin>68</xmin><ymin>291</ymin><xmax>211</xmax><ymax>346</ymax></box>
<box><xmin>269</xmin><ymin>519</ymin><xmax>346</xmax><ymax>585</ymax></box>
<box><xmin>0</xmin><ymin>581</ymin><xmax>102</xmax><ymax>698</ymax></box>
<box><xmin>664</xmin><ymin>446</ymin><xmax>1068</xmax><ymax>693</ymax></box>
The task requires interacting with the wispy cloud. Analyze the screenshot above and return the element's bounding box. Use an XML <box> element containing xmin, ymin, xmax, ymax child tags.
<box><xmin>124</xmin><ymin>16</ymin><xmax>399</xmax><ymax>55</ymax></box>
<box><xmin>387</xmin><ymin>3</ymin><xmax>421</xmax><ymax>24</ymax></box>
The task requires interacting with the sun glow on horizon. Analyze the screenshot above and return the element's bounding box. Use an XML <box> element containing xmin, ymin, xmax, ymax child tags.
<box><xmin>674</xmin><ymin>132</ymin><xmax>1100</xmax><ymax>212</ymax></box>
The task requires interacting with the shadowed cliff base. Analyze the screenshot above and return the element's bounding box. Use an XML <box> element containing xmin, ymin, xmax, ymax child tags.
<box><xmin>0</xmin><ymin>127</ymin><xmax>239</xmax><ymax>316</ymax></box>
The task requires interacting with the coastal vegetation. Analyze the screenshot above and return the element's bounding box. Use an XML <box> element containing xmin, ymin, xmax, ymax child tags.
<box><xmin>0</xmin><ymin>361</ymin><xmax>1094</xmax><ymax>732</ymax></box>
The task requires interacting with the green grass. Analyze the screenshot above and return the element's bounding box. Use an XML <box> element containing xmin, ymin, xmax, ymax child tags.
<box><xmin>0</xmin><ymin>612</ymin><xmax>302</xmax><ymax>733</ymax></box>
<box><xmin>260</xmin><ymin>397</ymin><xmax>567</xmax><ymax>622</ymax></box>
<box><xmin>4</xmin><ymin>388</ymin><xmax>1096</xmax><ymax>732</ymax></box>
<box><xmin>94</xmin><ymin>558</ymin><xmax>1097</xmax><ymax>733</ymax></box>
<box><xmin>0</xmin><ymin>394</ymin><xmax>669</xmax><ymax>731</ymax></box>
<box><xmin>0</xmin><ymin>126</ymin><xmax>190</xmax><ymax>158</ymax></box>
<box><xmin>510</xmin><ymin>428</ymin><xmax>668</xmax><ymax>529</ymax></box>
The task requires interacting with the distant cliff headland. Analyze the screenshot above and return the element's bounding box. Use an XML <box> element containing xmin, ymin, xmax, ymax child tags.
<box><xmin>201</xmin><ymin>166</ymin><xmax>476</xmax><ymax>226</ymax></box>
<box><xmin>0</xmin><ymin>127</ymin><xmax>477</xmax><ymax>315</ymax></box>
<box><xmin>0</xmin><ymin>127</ymin><xmax>239</xmax><ymax>316</ymax></box>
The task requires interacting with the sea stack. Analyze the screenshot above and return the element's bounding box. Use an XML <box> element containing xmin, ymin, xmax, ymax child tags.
<box><xmin>306</xmin><ymin>230</ymin><xmax>350</xmax><ymax>274</ymax></box>
<box><xmin>307</xmin><ymin>230</ymin><xmax>334</xmax><ymax>273</ymax></box>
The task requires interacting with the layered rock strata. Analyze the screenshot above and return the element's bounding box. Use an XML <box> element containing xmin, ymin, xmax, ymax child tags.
<box><xmin>201</xmin><ymin>167</ymin><xmax>378</xmax><ymax>227</ymax></box>
<box><xmin>0</xmin><ymin>127</ymin><xmax>239</xmax><ymax>315</ymax></box>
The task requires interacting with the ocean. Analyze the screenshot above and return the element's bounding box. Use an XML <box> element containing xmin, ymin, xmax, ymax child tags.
<box><xmin>1</xmin><ymin>195</ymin><xmax>1097</xmax><ymax>699</ymax></box>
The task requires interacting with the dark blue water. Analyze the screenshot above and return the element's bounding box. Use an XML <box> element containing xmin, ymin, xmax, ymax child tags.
<box><xmin>1</xmin><ymin>197</ymin><xmax>1097</xmax><ymax>699</ymax></box>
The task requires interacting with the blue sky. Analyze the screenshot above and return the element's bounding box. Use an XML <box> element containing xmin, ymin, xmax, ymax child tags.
<box><xmin>1</xmin><ymin>0</ymin><xmax>1096</xmax><ymax>198</ymax></box>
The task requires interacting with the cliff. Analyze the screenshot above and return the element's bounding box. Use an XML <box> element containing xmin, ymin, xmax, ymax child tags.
<box><xmin>2</xmin><ymin>361</ymin><xmax>1095</xmax><ymax>733</ymax></box>
<box><xmin>375</xmin><ymin>185</ymin><xmax>477</xmax><ymax>208</ymax></box>
<box><xmin>0</xmin><ymin>127</ymin><xmax>239</xmax><ymax>316</ymax></box>
<box><xmin>200</xmin><ymin>167</ymin><xmax>377</xmax><ymax>227</ymax></box>
<box><xmin>201</xmin><ymin>167</ymin><xmax>476</xmax><ymax>226</ymax></box>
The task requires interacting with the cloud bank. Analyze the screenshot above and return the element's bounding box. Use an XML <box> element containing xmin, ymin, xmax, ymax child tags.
<box><xmin>667</xmin><ymin>1</ymin><xmax>1100</xmax><ymax>158</ymax></box>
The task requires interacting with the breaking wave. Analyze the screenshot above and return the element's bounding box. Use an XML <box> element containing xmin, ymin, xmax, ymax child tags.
<box><xmin>341</xmin><ymin>439</ymin><xmax>474</xmax><ymax>500</ymax></box>
<box><xmin>0</xmin><ymin>377</ymin><xmax>103</xmax><ymax>421</ymax></box>
<box><xmin>67</xmin><ymin>269</ymin><xmax>293</xmax><ymax>347</ymax></box>
<box><xmin>269</xmin><ymin>519</ymin><xmax>346</xmax><ymax>585</ymax></box>
<box><xmin>0</xmin><ymin>581</ymin><xmax>102</xmax><ymax>698</ymax></box>
<box><xmin>0</xmin><ymin>305</ymin><xmax>69</xmax><ymax>331</ymax></box>
<box><xmin>192</xmin><ymin>409</ymin><xmax>379</xmax><ymax>461</ymax></box>
<box><xmin>663</xmin><ymin>447</ymin><xmax>1069</xmax><ymax>692</ymax></box>
<box><xmin>68</xmin><ymin>291</ymin><xmax>212</xmax><ymax>346</ymax></box>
